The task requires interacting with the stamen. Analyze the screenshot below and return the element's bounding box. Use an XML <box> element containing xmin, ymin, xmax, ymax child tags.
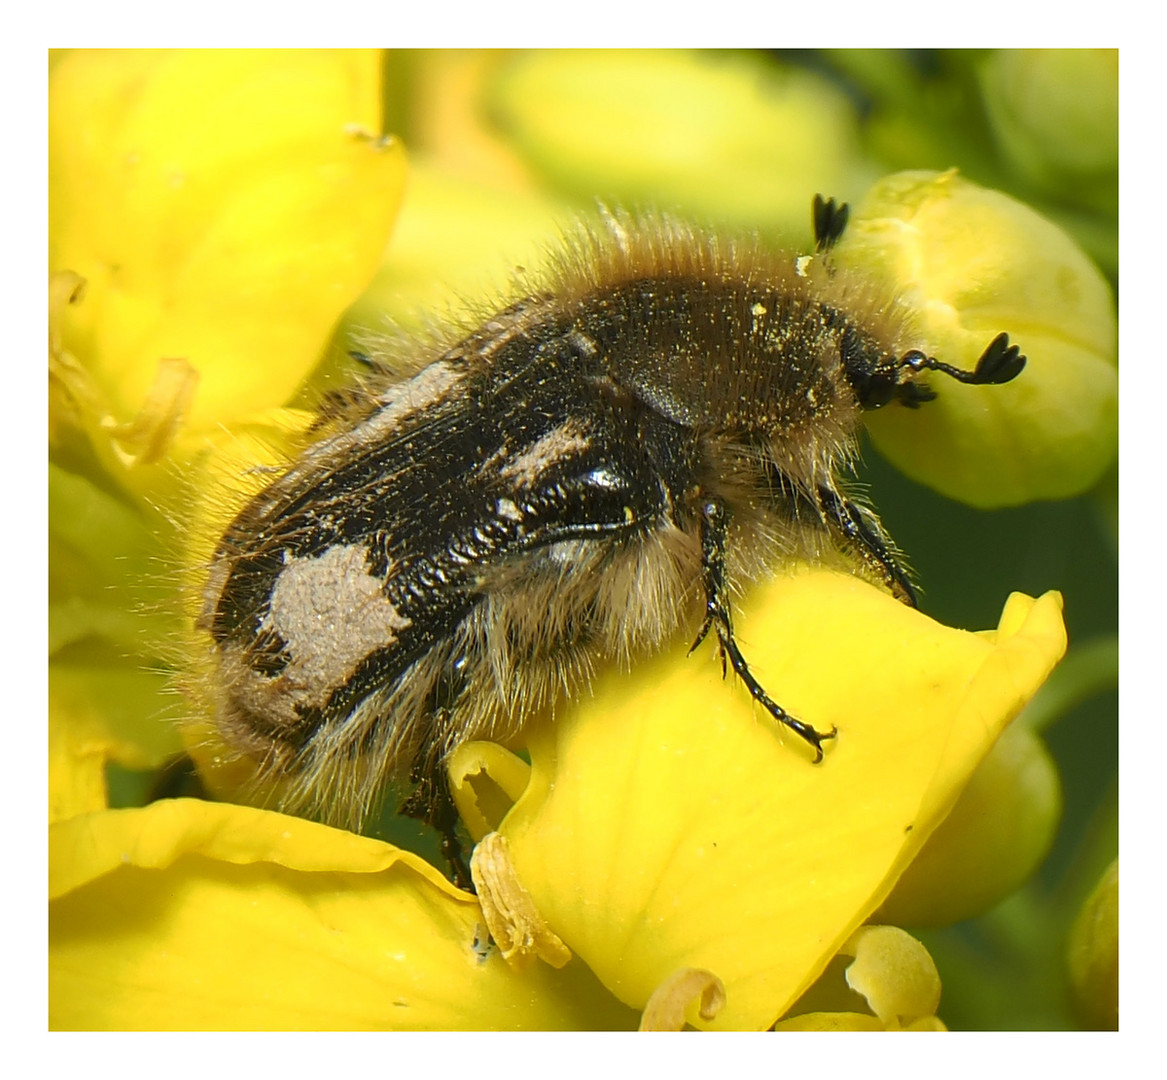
<box><xmin>469</xmin><ymin>832</ymin><xmax>571</xmax><ymax>969</ymax></box>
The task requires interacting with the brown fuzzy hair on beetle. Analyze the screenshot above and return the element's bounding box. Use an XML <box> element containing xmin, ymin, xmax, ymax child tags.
<box><xmin>191</xmin><ymin>196</ymin><xmax>1025</xmax><ymax>887</ymax></box>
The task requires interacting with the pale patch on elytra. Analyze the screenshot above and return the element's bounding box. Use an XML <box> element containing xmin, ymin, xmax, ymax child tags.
<box><xmin>264</xmin><ymin>543</ymin><xmax>411</xmax><ymax>700</ymax></box>
<box><xmin>499</xmin><ymin>420</ymin><xmax>593</xmax><ymax>488</ymax></box>
<box><xmin>289</xmin><ymin>363</ymin><xmax>464</xmax><ymax>476</ymax></box>
<box><xmin>367</xmin><ymin>361</ymin><xmax>464</xmax><ymax>438</ymax></box>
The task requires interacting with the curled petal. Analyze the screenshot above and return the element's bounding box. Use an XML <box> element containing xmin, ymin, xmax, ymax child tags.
<box><xmin>449</xmin><ymin>741</ymin><xmax>534</xmax><ymax>842</ymax></box>
<box><xmin>639</xmin><ymin>969</ymin><xmax>727</xmax><ymax>1031</ymax></box>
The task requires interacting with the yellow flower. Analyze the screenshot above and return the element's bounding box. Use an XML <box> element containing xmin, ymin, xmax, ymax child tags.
<box><xmin>49</xmin><ymin>48</ymin><xmax>405</xmax><ymax>813</ymax></box>
<box><xmin>50</xmin><ymin>573</ymin><xmax>1065</xmax><ymax>1029</ymax></box>
<box><xmin>49</xmin><ymin>799</ymin><xmax>639</xmax><ymax>1030</ymax></box>
<box><xmin>457</xmin><ymin>574</ymin><xmax>1066</xmax><ymax>1030</ymax></box>
<box><xmin>49</xmin><ymin>49</ymin><xmax>405</xmax><ymax>485</ymax></box>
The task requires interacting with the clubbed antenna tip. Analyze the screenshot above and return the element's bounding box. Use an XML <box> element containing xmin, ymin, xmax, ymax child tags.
<box><xmin>903</xmin><ymin>333</ymin><xmax>1027</xmax><ymax>387</ymax></box>
<box><xmin>812</xmin><ymin>194</ymin><xmax>850</xmax><ymax>253</ymax></box>
<box><xmin>972</xmin><ymin>332</ymin><xmax>1027</xmax><ymax>385</ymax></box>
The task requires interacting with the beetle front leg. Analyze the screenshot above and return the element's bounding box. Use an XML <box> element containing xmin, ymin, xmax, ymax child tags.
<box><xmin>691</xmin><ymin>496</ymin><xmax>837</xmax><ymax>763</ymax></box>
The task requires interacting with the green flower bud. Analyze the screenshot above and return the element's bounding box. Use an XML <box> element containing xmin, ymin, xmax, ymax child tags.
<box><xmin>874</xmin><ymin>722</ymin><xmax>1062</xmax><ymax>928</ymax></box>
<box><xmin>1067</xmin><ymin>858</ymin><xmax>1119</xmax><ymax>1030</ymax></box>
<box><xmin>980</xmin><ymin>50</ymin><xmax>1118</xmax><ymax>212</ymax></box>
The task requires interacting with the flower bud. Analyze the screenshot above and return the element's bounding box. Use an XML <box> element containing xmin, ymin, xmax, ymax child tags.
<box><xmin>1067</xmin><ymin>858</ymin><xmax>1118</xmax><ymax>1030</ymax></box>
<box><xmin>980</xmin><ymin>50</ymin><xmax>1118</xmax><ymax>211</ymax></box>
<box><xmin>875</xmin><ymin>721</ymin><xmax>1062</xmax><ymax>928</ymax></box>
<box><xmin>836</xmin><ymin>169</ymin><xmax>1117</xmax><ymax>507</ymax></box>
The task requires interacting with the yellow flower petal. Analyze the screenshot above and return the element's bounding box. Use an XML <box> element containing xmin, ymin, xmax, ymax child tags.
<box><xmin>49</xmin><ymin>796</ymin><xmax>461</xmax><ymax>900</ymax></box>
<box><xmin>49</xmin><ymin>49</ymin><xmax>405</xmax><ymax>466</ymax></box>
<box><xmin>774</xmin><ymin>1011</ymin><xmax>887</xmax><ymax>1031</ymax></box>
<box><xmin>49</xmin><ymin>703</ymin><xmax>111</xmax><ymax>825</ymax></box>
<box><xmin>49</xmin><ymin>661</ymin><xmax>182</xmax><ymax>823</ymax></box>
<box><xmin>495</xmin><ymin>570</ymin><xmax>1065</xmax><ymax>1029</ymax></box>
<box><xmin>49</xmin><ymin>799</ymin><xmax>639</xmax><ymax>1030</ymax></box>
<box><xmin>49</xmin><ymin>462</ymin><xmax>176</xmax><ymax>655</ymax></box>
<box><xmin>875</xmin><ymin>720</ymin><xmax>1063</xmax><ymax>927</ymax></box>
